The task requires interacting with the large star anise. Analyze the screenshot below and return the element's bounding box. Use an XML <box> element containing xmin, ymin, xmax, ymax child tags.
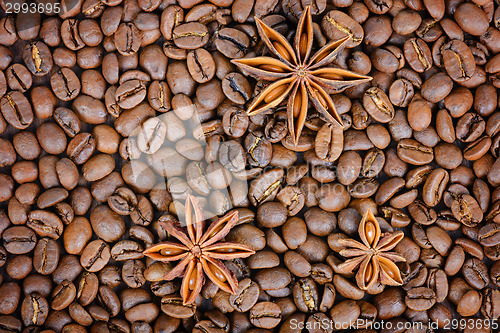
<box><xmin>143</xmin><ymin>195</ymin><xmax>255</xmax><ymax>305</ymax></box>
<box><xmin>337</xmin><ymin>209</ymin><xmax>406</xmax><ymax>291</ymax></box>
<box><xmin>231</xmin><ymin>6</ymin><xmax>371</xmax><ymax>144</ymax></box>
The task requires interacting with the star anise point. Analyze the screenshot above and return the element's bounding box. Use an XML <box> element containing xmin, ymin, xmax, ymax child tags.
<box><xmin>337</xmin><ymin>208</ymin><xmax>405</xmax><ymax>291</ymax></box>
<box><xmin>144</xmin><ymin>195</ymin><xmax>255</xmax><ymax>305</ymax></box>
<box><xmin>232</xmin><ymin>7</ymin><xmax>371</xmax><ymax>145</ymax></box>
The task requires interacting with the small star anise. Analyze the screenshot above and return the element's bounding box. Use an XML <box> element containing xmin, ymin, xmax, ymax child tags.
<box><xmin>231</xmin><ymin>6</ymin><xmax>371</xmax><ymax>144</ymax></box>
<box><xmin>143</xmin><ymin>195</ymin><xmax>255</xmax><ymax>305</ymax></box>
<box><xmin>337</xmin><ymin>209</ymin><xmax>406</xmax><ymax>291</ymax></box>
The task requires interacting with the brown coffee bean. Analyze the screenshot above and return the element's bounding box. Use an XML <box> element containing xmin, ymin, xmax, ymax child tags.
<box><xmin>222</xmin><ymin>72</ymin><xmax>252</xmax><ymax>105</ymax></box>
<box><xmin>90</xmin><ymin>205</ymin><xmax>125</xmax><ymax>242</ymax></box>
<box><xmin>63</xmin><ymin>217</ymin><xmax>92</xmax><ymax>255</ymax></box>
<box><xmin>317</xmin><ymin>182</ymin><xmax>350</xmax><ymax>212</ymax></box>
<box><xmin>80</xmin><ymin>240</ymin><xmax>111</xmax><ymax>272</ymax></box>
<box><xmin>249</xmin><ymin>302</ymin><xmax>281</xmax><ymax>329</ymax></box>
<box><xmin>51</xmin><ymin>280</ymin><xmax>76</xmax><ymax>311</ymax></box>
<box><xmin>248</xmin><ymin>168</ymin><xmax>283</xmax><ymax>206</ymax></box>
<box><xmin>6</xmin><ymin>64</ymin><xmax>32</xmax><ymax>92</ymax></box>
<box><xmin>67</xmin><ymin>133</ymin><xmax>96</xmax><ymax>165</ymax></box>
<box><xmin>462</xmin><ymin>258</ymin><xmax>489</xmax><ymax>290</ymax></box>
<box><xmin>173</xmin><ymin>22</ymin><xmax>209</xmax><ymax>50</ymax></box>
<box><xmin>403</xmin><ymin>38</ymin><xmax>432</xmax><ymax>72</ymax></box>
<box><xmin>454</xmin><ymin>3</ymin><xmax>489</xmax><ymax>36</ymax></box>
<box><xmin>148</xmin><ymin>80</ymin><xmax>172</xmax><ymax>112</ymax></box>
<box><xmin>226</xmin><ymin>224</ymin><xmax>265</xmax><ymax>251</ymax></box>
<box><xmin>479</xmin><ymin>223</ymin><xmax>500</xmax><ymax>247</ymax></box>
<box><xmin>315</xmin><ymin>122</ymin><xmax>343</xmax><ymax>162</ymax></box>
<box><xmin>396</xmin><ymin>140</ymin><xmax>433</xmax><ymax>167</ymax></box>
<box><xmin>405</xmin><ymin>287</ymin><xmax>436</xmax><ymax>311</ymax></box>
<box><xmin>227</xmin><ymin>278</ymin><xmax>259</xmax><ymax>312</ymax></box>
<box><xmin>322</xmin><ymin>10</ymin><xmax>364</xmax><ymax>48</ymax></box>
<box><xmin>160</xmin><ymin>295</ymin><xmax>196</xmax><ymax>319</ymax></box>
<box><xmin>72</xmin><ymin>94</ymin><xmax>107</xmax><ymax>124</ymax></box>
<box><xmin>215</xmin><ymin>27</ymin><xmax>249</xmax><ymax>59</ymax></box>
<box><xmin>37</xmin><ymin>188</ymin><xmax>68</xmax><ymax>209</ymax></box>
<box><xmin>83</xmin><ymin>154</ymin><xmax>115</xmax><ymax>182</ymax></box>
<box><xmin>27</xmin><ymin>210</ymin><xmax>64</xmax><ymax>240</ymax></box>
<box><xmin>363</xmin><ymin>86</ymin><xmax>394</xmax><ymax>122</ymax></box>
<box><xmin>21</xmin><ymin>293</ymin><xmax>49</xmax><ymax>326</ymax></box>
<box><xmin>426</xmin><ymin>226</ymin><xmax>452</xmax><ymax>257</ymax></box>
<box><xmin>456</xmin><ymin>238</ymin><xmax>483</xmax><ymax>260</ymax></box>
<box><xmin>0</xmin><ymin>91</ymin><xmax>34</xmax><ymax>130</ymax></box>
<box><xmin>451</xmin><ymin>194</ymin><xmax>483</xmax><ymax>227</ymax></box>
<box><xmin>421</xmin><ymin>72</ymin><xmax>453</xmax><ymax>103</ymax></box>
<box><xmin>114</xmin><ymin>23</ymin><xmax>141</xmax><ymax>55</ymax></box>
<box><xmin>186</xmin><ymin>48</ymin><xmax>215</xmax><ymax>83</ymax></box>
<box><xmin>32</xmin><ymin>237</ymin><xmax>59</xmax><ymax>275</ymax></box>
<box><xmin>334</xmin><ymin>274</ymin><xmax>364</xmax><ymax>300</ymax></box>
<box><xmin>330</xmin><ymin>300</ymin><xmax>360</xmax><ymax>328</ymax></box>
<box><xmin>442</xmin><ymin>39</ymin><xmax>475</xmax><ymax>82</ymax></box>
<box><xmin>50</xmin><ymin>68</ymin><xmax>81</xmax><ymax>101</ymax></box>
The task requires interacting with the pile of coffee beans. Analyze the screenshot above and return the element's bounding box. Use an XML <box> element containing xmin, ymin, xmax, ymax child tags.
<box><xmin>1</xmin><ymin>0</ymin><xmax>500</xmax><ymax>332</ymax></box>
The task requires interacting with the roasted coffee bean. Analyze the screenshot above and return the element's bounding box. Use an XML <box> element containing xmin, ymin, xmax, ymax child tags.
<box><xmin>26</xmin><ymin>210</ymin><xmax>63</xmax><ymax>240</ymax></box>
<box><xmin>256</xmin><ymin>201</ymin><xmax>287</xmax><ymax>228</ymax></box>
<box><xmin>115</xmin><ymin>23</ymin><xmax>142</xmax><ymax>55</ymax></box>
<box><xmin>173</xmin><ymin>22</ymin><xmax>209</xmax><ymax>50</ymax></box>
<box><xmin>229</xmin><ymin>278</ymin><xmax>259</xmax><ymax>312</ymax></box>
<box><xmin>405</xmin><ymin>287</ymin><xmax>436</xmax><ymax>311</ymax></box>
<box><xmin>67</xmin><ymin>133</ymin><xmax>96</xmax><ymax>165</ymax></box>
<box><xmin>479</xmin><ymin>223</ymin><xmax>500</xmax><ymax>247</ymax></box>
<box><xmin>248</xmin><ymin>168</ymin><xmax>284</xmax><ymax>206</ymax></box>
<box><xmin>363</xmin><ymin>87</ymin><xmax>394</xmax><ymax>122</ymax></box>
<box><xmin>50</xmin><ymin>68</ymin><xmax>81</xmax><ymax>101</ymax></box>
<box><xmin>51</xmin><ymin>280</ymin><xmax>76</xmax><ymax>311</ymax></box>
<box><xmin>330</xmin><ymin>300</ymin><xmax>361</xmax><ymax>328</ymax></box>
<box><xmin>161</xmin><ymin>295</ymin><xmax>196</xmax><ymax>318</ymax></box>
<box><xmin>322</xmin><ymin>10</ymin><xmax>364</xmax><ymax>48</ymax></box>
<box><xmin>0</xmin><ymin>91</ymin><xmax>34</xmax><ymax>129</ymax></box>
<box><xmin>90</xmin><ymin>205</ymin><xmax>125</xmax><ymax>242</ymax></box>
<box><xmin>122</xmin><ymin>259</ymin><xmax>146</xmax><ymax>288</ymax></box>
<box><xmin>249</xmin><ymin>302</ymin><xmax>281</xmax><ymax>329</ymax></box>
<box><xmin>397</xmin><ymin>139</ymin><xmax>433</xmax><ymax>165</ymax></box>
<box><xmin>23</xmin><ymin>41</ymin><xmax>53</xmax><ymax>76</ymax></box>
<box><xmin>72</xmin><ymin>94</ymin><xmax>107</xmax><ymax>124</ymax></box>
<box><xmin>222</xmin><ymin>72</ymin><xmax>252</xmax><ymax>104</ymax></box>
<box><xmin>37</xmin><ymin>188</ymin><xmax>69</xmax><ymax>209</ymax></box>
<box><xmin>115</xmin><ymin>79</ymin><xmax>147</xmax><ymax>110</ymax></box>
<box><xmin>451</xmin><ymin>194</ymin><xmax>483</xmax><ymax>227</ymax></box>
<box><xmin>63</xmin><ymin>217</ymin><xmax>92</xmax><ymax>255</ymax></box>
<box><xmin>462</xmin><ymin>258</ymin><xmax>489</xmax><ymax>290</ymax></box>
<box><xmin>292</xmin><ymin>278</ymin><xmax>319</xmax><ymax>312</ymax></box>
<box><xmin>98</xmin><ymin>285</ymin><xmax>121</xmax><ymax>317</ymax></box>
<box><xmin>2</xmin><ymin>225</ymin><xmax>37</xmax><ymax>255</ymax></box>
<box><xmin>422</xmin><ymin>168</ymin><xmax>449</xmax><ymax>207</ymax></box>
<box><xmin>187</xmin><ymin>48</ymin><xmax>215</xmax><ymax>83</ymax></box>
<box><xmin>215</xmin><ymin>28</ymin><xmax>249</xmax><ymax>59</ymax></box>
<box><xmin>334</xmin><ymin>274</ymin><xmax>364</xmax><ymax>300</ymax></box>
<box><xmin>21</xmin><ymin>293</ymin><xmax>49</xmax><ymax>326</ymax></box>
<box><xmin>219</xmin><ymin>140</ymin><xmax>246</xmax><ymax>172</ymax></box>
<box><xmin>111</xmin><ymin>241</ymin><xmax>144</xmax><ymax>261</ymax></box>
<box><xmin>6</xmin><ymin>64</ymin><xmax>32</xmax><ymax>92</ymax></box>
<box><xmin>443</xmin><ymin>39</ymin><xmax>475</xmax><ymax>82</ymax></box>
<box><xmin>33</xmin><ymin>238</ymin><xmax>59</xmax><ymax>275</ymax></box>
<box><xmin>315</xmin><ymin>122</ymin><xmax>343</xmax><ymax>162</ymax></box>
<box><xmin>80</xmin><ymin>240</ymin><xmax>111</xmax><ymax>272</ymax></box>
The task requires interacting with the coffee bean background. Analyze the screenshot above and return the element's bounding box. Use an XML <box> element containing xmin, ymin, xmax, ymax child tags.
<box><xmin>1</xmin><ymin>0</ymin><xmax>500</xmax><ymax>332</ymax></box>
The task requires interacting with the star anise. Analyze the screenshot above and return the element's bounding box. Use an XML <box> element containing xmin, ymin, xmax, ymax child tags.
<box><xmin>337</xmin><ymin>209</ymin><xmax>406</xmax><ymax>291</ymax></box>
<box><xmin>143</xmin><ymin>195</ymin><xmax>255</xmax><ymax>305</ymax></box>
<box><xmin>231</xmin><ymin>6</ymin><xmax>371</xmax><ymax>144</ymax></box>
